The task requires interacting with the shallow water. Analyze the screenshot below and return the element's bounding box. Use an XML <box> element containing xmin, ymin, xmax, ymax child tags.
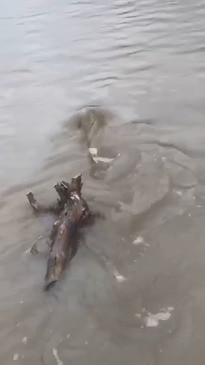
<box><xmin>1</xmin><ymin>0</ymin><xmax>205</xmax><ymax>364</ymax></box>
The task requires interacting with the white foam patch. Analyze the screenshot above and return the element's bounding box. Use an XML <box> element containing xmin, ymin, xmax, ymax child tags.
<box><xmin>145</xmin><ymin>307</ymin><xmax>174</xmax><ymax>327</ymax></box>
<box><xmin>133</xmin><ymin>236</ymin><xmax>144</xmax><ymax>245</ymax></box>
<box><xmin>21</xmin><ymin>337</ymin><xmax>27</xmax><ymax>344</ymax></box>
<box><xmin>13</xmin><ymin>354</ymin><xmax>19</xmax><ymax>361</ymax></box>
<box><xmin>113</xmin><ymin>269</ymin><xmax>126</xmax><ymax>283</ymax></box>
<box><xmin>92</xmin><ymin>156</ymin><xmax>114</xmax><ymax>164</ymax></box>
<box><xmin>89</xmin><ymin>147</ymin><xmax>97</xmax><ymax>156</ymax></box>
<box><xmin>52</xmin><ymin>348</ymin><xmax>63</xmax><ymax>365</ymax></box>
<box><xmin>89</xmin><ymin>147</ymin><xmax>115</xmax><ymax>164</ymax></box>
<box><xmin>133</xmin><ymin>236</ymin><xmax>149</xmax><ymax>247</ymax></box>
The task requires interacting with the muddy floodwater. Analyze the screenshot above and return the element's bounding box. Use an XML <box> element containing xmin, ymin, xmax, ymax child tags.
<box><xmin>1</xmin><ymin>0</ymin><xmax>205</xmax><ymax>364</ymax></box>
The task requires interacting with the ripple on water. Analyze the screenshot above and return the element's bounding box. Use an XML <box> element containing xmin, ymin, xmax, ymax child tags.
<box><xmin>0</xmin><ymin>0</ymin><xmax>205</xmax><ymax>364</ymax></box>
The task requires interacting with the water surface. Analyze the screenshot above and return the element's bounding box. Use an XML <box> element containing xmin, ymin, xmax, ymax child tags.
<box><xmin>0</xmin><ymin>0</ymin><xmax>205</xmax><ymax>364</ymax></box>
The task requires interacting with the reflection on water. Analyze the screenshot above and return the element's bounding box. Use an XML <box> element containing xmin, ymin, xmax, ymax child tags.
<box><xmin>0</xmin><ymin>0</ymin><xmax>205</xmax><ymax>364</ymax></box>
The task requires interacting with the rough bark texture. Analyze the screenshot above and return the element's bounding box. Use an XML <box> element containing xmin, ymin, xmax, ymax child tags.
<box><xmin>27</xmin><ymin>174</ymin><xmax>91</xmax><ymax>290</ymax></box>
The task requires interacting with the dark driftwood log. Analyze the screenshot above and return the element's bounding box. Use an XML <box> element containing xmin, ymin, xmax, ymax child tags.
<box><xmin>27</xmin><ymin>175</ymin><xmax>92</xmax><ymax>290</ymax></box>
<box><xmin>44</xmin><ymin>175</ymin><xmax>91</xmax><ymax>290</ymax></box>
<box><xmin>53</xmin><ymin>181</ymin><xmax>70</xmax><ymax>206</ymax></box>
<box><xmin>26</xmin><ymin>175</ymin><xmax>72</xmax><ymax>215</ymax></box>
<box><xmin>26</xmin><ymin>191</ymin><xmax>63</xmax><ymax>215</ymax></box>
<box><xmin>70</xmin><ymin>174</ymin><xmax>83</xmax><ymax>195</ymax></box>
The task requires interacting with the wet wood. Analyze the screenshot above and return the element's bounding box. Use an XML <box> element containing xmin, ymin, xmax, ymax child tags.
<box><xmin>26</xmin><ymin>175</ymin><xmax>82</xmax><ymax>215</ymax></box>
<box><xmin>27</xmin><ymin>174</ymin><xmax>92</xmax><ymax>290</ymax></box>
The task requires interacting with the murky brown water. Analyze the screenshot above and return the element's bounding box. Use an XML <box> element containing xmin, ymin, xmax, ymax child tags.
<box><xmin>1</xmin><ymin>0</ymin><xmax>205</xmax><ymax>364</ymax></box>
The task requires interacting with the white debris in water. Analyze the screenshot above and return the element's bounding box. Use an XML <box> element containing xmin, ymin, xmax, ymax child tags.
<box><xmin>89</xmin><ymin>147</ymin><xmax>97</xmax><ymax>156</ymax></box>
<box><xmin>52</xmin><ymin>348</ymin><xmax>63</xmax><ymax>365</ymax></box>
<box><xmin>145</xmin><ymin>307</ymin><xmax>174</xmax><ymax>327</ymax></box>
<box><xmin>197</xmin><ymin>205</ymin><xmax>202</xmax><ymax>208</ymax></box>
<box><xmin>113</xmin><ymin>270</ymin><xmax>126</xmax><ymax>283</ymax></box>
<box><xmin>21</xmin><ymin>337</ymin><xmax>27</xmax><ymax>344</ymax></box>
<box><xmin>167</xmin><ymin>306</ymin><xmax>174</xmax><ymax>311</ymax></box>
<box><xmin>66</xmin><ymin>334</ymin><xmax>70</xmax><ymax>339</ymax></box>
<box><xmin>115</xmin><ymin>274</ymin><xmax>126</xmax><ymax>283</ymax></box>
<box><xmin>93</xmin><ymin>156</ymin><xmax>114</xmax><ymax>164</ymax></box>
<box><xmin>145</xmin><ymin>312</ymin><xmax>170</xmax><ymax>327</ymax></box>
<box><xmin>13</xmin><ymin>354</ymin><xmax>19</xmax><ymax>361</ymax></box>
<box><xmin>135</xmin><ymin>313</ymin><xmax>142</xmax><ymax>318</ymax></box>
<box><xmin>188</xmin><ymin>213</ymin><xmax>191</xmax><ymax>217</ymax></box>
<box><xmin>85</xmin><ymin>341</ymin><xmax>88</xmax><ymax>345</ymax></box>
<box><xmin>133</xmin><ymin>236</ymin><xmax>150</xmax><ymax>248</ymax></box>
<box><xmin>88</xmin><ymin>147</ymin><xmax>114</xmax><ymax>164</ymax></box>
<box><xmin>133</xmin><ymin>236</ymin><xmax>144</xmax><ymax>245</ymax></box>
<box><xmin>19</xmin><ymin>301</ymin><xmax>24</xmax><ymax>304</ymax></box>
<box><xmin>175</xmin><ymin>190</ymin><xmax>182</xmax><ymax>196</ymax></box>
